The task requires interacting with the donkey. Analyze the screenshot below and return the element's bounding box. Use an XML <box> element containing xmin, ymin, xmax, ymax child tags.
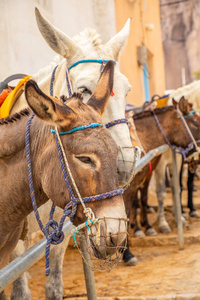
<box><xmin>9</xmin><ymin>8</ymin><xmax>136</xmax><ymax>187</ymax></box>
<box><xmin>122</xmin><ymin>98</ymin><xmax>200</xmax><ymax>265</ymax></box>
<box><xmin>174</xmin><ymin>98</ymin><xmax>200</xmax><ymax>218</ymax></box>
<box><xmin>8</xmin><ymin>9</ymin><xmax>138</xmax><ymax>299</ymax></box>
<box><xmin>0</xmin><ymin>62</ymin><xmax>127</xmax><ymax>300</ymax></box>
<box><xmin>151</xmin><ymin>97</ymin><xmax>200</xmax><ymax>234</ymax></box>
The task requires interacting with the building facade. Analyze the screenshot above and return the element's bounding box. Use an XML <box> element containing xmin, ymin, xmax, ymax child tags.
<box><xmin>0</xmin><ymin>0</ymin><xmax>165</xmax><ymax>106</ymax></box>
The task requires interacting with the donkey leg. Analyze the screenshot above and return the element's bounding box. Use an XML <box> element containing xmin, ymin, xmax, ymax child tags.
<box><xmin>140</xmin><ymin>181</ymin><xmax>157</xmax><ymax>236</ymax></box>
<box><xmin>123</xmin><ymin>237</ymin><xmax>138</xmax><ymax>266</ymax></box>
<box><xmin>188</xmin><ymin>169</ymin><xmax>199</xmax><ymax>217</ymax></box>
<box><xmin>155</xmin><ymin>159</ymin><xmax>171</xmax><ymax>233</ymax></box>
<box><xmin>10</xmin><ymin>240</ymin><xmax>31</xmax><ymax>300</ymax></box>
<box><xmin>132</xmin><ymin>192</ymin><xmax>145</xmax><ymax>237</ymax></box>
<box><xmin>45</xmin><ymin>235</ymin><xmax>70</xmax><ymax>300</ymax></box>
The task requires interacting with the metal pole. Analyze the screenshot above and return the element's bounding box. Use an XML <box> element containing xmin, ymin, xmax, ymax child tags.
<box><xmin>135</xmin><ymin>144</ymin><xmax>169</xmax><ymax>175</ymax></box>
<box><xmin>0</xmin><ymin>221</ymin><xmax>73</xmax><ymax>292</ymax></box>
<box><xmin>80</xmin><ymin>237</ymin><xmax>97</xmax><ymax>300</ymax></box>
<box><xmin>171</xmin><ymin>150</ymin><xmax>184</xmax><ymax>249</ymax></box>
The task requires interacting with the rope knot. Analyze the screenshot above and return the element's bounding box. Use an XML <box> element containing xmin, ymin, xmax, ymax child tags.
<box><xmin>84</xmin><ymin>207</ymin><xmax>95</xmax><ymax>220</ymax></box>
<box><xmin>44</xmin><ymin>220</ymin><xmax>64</xmax><ymax>245</ymax></box>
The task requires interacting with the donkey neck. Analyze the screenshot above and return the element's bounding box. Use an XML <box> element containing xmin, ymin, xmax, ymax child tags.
<box><xmin>133</xmin><ymin>107</ymin><xmax>191</xmax><ymax>153</ymax></box>
<box><xmin>0</xmin><ymin>114</ymin><xmax>51</xmax><ymax>231</ymax></box>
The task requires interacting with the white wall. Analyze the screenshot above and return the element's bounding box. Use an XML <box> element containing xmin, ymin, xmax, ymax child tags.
<box><xmin>0</xmin><ymin>0</ymin><xmax>116</xmax><ymax>81</ymax></box>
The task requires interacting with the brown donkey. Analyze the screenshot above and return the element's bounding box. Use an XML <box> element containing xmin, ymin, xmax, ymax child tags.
<box><xmin>0</xmin><ymin>62</ymin><xmax>127</xmax><ymax>298</ymax></box>
<box><xmin>123</xmin><ymin>98</ymin><xmax>200</xmax><ymax>265</ymax></box>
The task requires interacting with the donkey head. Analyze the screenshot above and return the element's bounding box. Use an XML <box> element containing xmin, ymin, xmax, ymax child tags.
<box><xmin>34</xmin><ymin>7</ymin><xmax>136</xmax><ymax>189</ymax></box>
<box><xmin>25</xmin><ymin>61</ymin><xmax>127</xmax><ymax>258</ymax></box>
<box><xmin>172</xmin><ymin>96</ymin><xmax>200</xmax><ymax>141</ymax></box>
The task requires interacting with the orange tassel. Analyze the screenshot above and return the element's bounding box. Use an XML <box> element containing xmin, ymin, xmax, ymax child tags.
<box><xmin>111</xmin><ymin>90</ymin><xmax>115</xmax><ymax>96</ymax></box>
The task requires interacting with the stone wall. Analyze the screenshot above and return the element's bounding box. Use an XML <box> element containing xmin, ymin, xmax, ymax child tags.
<box><xmin>160</xmin><ymin>0</ymin><xmax>200</xmax><ymax>89</ymax></box>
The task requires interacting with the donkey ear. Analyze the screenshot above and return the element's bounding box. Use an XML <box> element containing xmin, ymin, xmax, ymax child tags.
<box><xmin>87</xmin><ymin>61</ymin><xmax>114</xmax><ymax>115</ymax></box>
<box><xmin>105</xmin><ymin>18</ymin><xmax>131</xmax><ymax>61</ymax></box>
<box><xmin>178</xmin><ymin>96</ymin><xmax>190</xmax><ymax>115</ymax></box>
<box><xmin>35</xmin><ymin>8</ymin><xmax>81</xmax><ymax>59</ymax></box>
<box><xmin>172</xmin><ymin>98</ymin><xmax>178</xmax><ymax>106</ymax></box>
<box><xmin>25</xmin><ymin>80</ymin><xmax>76</xmax><ymax>126</ymax></box>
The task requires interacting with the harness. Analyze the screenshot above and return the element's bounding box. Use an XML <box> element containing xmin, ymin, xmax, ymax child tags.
<box><xmin>0</xmin><ymin>74</ymin><xmax>28</xmax><ymax>93</ymax></box>
<box><xmin>0</xmin><ymin>75</ymin><xmax>31</xmax><ymax>118</ymax></box>
<box><xmin>26</xmin><ymin>59</ymin><xmax>129</xmax><ymax>276</ymax></box>
<box><xmin>49</xmin><ymin>59</ymin><xmax>127</xmax><ymax>130</ymax></box>
<box><xmin>183</xmin><ymin>110</ymin><xmax>196</xmax><ymax>119</ymax></box>
<box><xmin>153</xmin><ymin>107</ymin><xmax>199</xmax><ymax>161</ymax></box>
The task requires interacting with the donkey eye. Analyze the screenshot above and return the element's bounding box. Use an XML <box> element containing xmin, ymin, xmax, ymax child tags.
<box><xmin>76</xmin><ymin>156</ymin><xmax>95</xmax><ymax>167</ymax></box>
<box><xmin>78</xmin><ymin>87</ymin><xmax>92</xmax><ymax>95</ymax></box>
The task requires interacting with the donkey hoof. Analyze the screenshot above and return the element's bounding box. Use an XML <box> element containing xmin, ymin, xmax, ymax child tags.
<box><xmin>159</xmin><ymin>223</ymin><xmax>171</xmax><ymax>233</ymax></box>
<box><xmin>146</xmin><ymin>227</ymin><xmax>157</xmax><ymax>236</ymax></box>
<box><xmin>125</xmin><ymin>256</ymin><xmax>139</xmax><ymax>266</ymax></box>
<box><xmin>181</xmin><ymin>216</ymin><xmax>187</xmax><ymax>227</ymax></box>
<box><xmin>190</xmin><ymin>210</ymin><xmax>200</xmax><ymax>218</ymax></box>
<box><xmin>134</xmin><ymin>230</ymin><xmax>145</xmax><ymax>238</ymax></box>
<box><xmin>147</xmin><ymin>206</ymin><xmax>155</xmax><ymax>214</ymax></box>
<box><xmin>182</xmin><ymin>212</ymin><xmax>188</xmax><ymax>219</ymax></box>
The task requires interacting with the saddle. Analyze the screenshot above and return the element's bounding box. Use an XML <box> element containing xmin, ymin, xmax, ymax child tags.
<box><xmin>125</xmin><ymin>100</ymin><xmax>157</xmax><ymax>118</ymax></box>
<box><xmin>0</xmin><ymin>75</ymin><xmax>31</xmax><ymax>118</ymax></box>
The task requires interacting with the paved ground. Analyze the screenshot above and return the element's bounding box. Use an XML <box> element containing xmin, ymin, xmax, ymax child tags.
<box><xmin>5</xmin><ymin>178</ymin><xmax>200</xmax><ymax>300</ymax></box>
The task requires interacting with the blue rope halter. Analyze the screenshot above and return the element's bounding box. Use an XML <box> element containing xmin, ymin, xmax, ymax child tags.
<box><xmin>183</xmin><ymin>110</ymin><xmax>196</xmax><ymax>119</ymax></box>
<box><xmin>50</xmin><ymin>123</ymin><xmax>103</xmax><ymax>135</ymax></box>
<box><xmin>49</xmin><ymin>60</ymin><xmax>128</xmax><ymax>129</ymax></box>
<box><xmin>25</xmin><ymin>113</ymin><xmax>124</xmax><ymax>276</ymax></box>
<box><xmin>68</xmin><ymin>59</ymin><xmax>116</xmax><ymax>71</ymax></box>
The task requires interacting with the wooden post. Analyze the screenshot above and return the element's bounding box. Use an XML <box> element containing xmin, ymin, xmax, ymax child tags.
<box><xmin>171</xmin><ymin>150</ymin><xmax>184</xmax><ymax>249</ymax></box>
<box><xmin>80</xmin><ymin>237</ymin><xmax>97</xmax><ymax>300</ymax></box>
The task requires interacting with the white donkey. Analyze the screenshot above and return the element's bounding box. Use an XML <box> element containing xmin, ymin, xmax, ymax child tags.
<box><xmin>9</xmin><ymin>8</ymin><xmax>138</xmax><ymax>300</ymax></box>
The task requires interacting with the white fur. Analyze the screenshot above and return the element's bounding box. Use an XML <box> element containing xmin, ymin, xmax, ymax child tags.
<box><xmin>168</xmin><ymin>80</ymin><xmax>200</xmax><ymax>112</ymax></box>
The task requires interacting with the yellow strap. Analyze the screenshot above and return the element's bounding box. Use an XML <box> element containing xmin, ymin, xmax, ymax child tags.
<box><xmin>0</xmin><ymin>76</ymin><xmax>31</xmax><ymax>118</ymax></box>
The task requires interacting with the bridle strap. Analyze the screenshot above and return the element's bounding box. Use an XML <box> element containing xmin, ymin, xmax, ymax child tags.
<box><xmin>105</xmin><ymin>118</ymin><xmax>128</xmax><ymax>128</ymax></box>
<box><xmin>176</xmin><ymin>108</ymin><xmax>199</xmax><ymax>152</ymax></box>
<box><xmin>183</xmin><ymin>110</ymin><xmax>196</xmax><ymax>119</ymax></box>
<box><xmin>50</xmin><ymin>63</ymin><xmax>129</xmax><ymax>130</ymax></box>
<box><xmin>153</xmin><ymin>108</ymin><xmax>197</xmax><ymax>161</ymax></box>
<box><xmin>68</xmin><ymin>59</ymin><xmax>116</xmax><ymax>71</ymax></box>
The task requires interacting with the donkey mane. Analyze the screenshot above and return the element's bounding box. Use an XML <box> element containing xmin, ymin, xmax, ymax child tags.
<box><xmin>133</xmin><ymin>106</ymin><xmax>175</xmax><ymax>120</ymax></box>
<box><xmin>33</xmin><ymin>55</ymin><xmax>63</xmax><ymax>82</ymax></box>
<box><xmin>0</xmin><ymin>109</ymin><xmax>31</xmax><ymax>126</ymax></box>
<box><xmin>73</xmin><ymin>28</ymin><xmax>102</xmax><ymax>48</ymax></box>
<box><xmin>61</xmin><ymin>93</ymin><xmax>83</xmax><ymax>103</ymax></box>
